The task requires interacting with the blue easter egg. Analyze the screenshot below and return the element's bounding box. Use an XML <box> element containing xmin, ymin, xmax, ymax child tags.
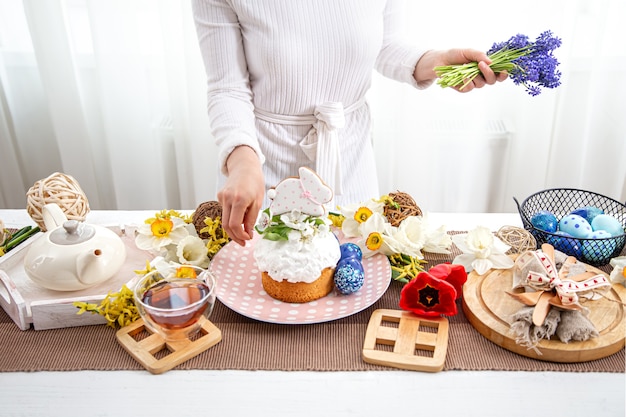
<box><xmin>547</xmin><ymin>231</ymin><xmax>582</xmax><ymax>258</ymax></box>
<box><xmin>582</xmin><ymin>230</ymin><xmax>617</xmax><ymax>264</ymax></box>
<box><xmin>558</xmin><ymin>214</ymin><xmax>592</xmax><ymax>238</ymax></box>
<box><xmin>531</xmin><ymin>210</ymin><xmax>558</xmax><ymax>233</ymax></box>
<box><xmin>570</xmin><ymin>206</ymin><xmax>604</xmax><ymax>224</ymax></box>
<box><xmin>334</xmin><ymin>259</ymin><xmax>365</xmax><ymax>295</ymax></box>
<box><xmin>339</xmin><ymin>242</ymin><xmax>363</xmax><ymax>261</ymax></box>
<box><xmin>591</xmin><ymin>214</ymin><xmax>624</xmax><ymax>237</ymax></box>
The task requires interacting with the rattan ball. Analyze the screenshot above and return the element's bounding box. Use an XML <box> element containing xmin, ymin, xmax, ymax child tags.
<box><xmin>383</xmin><ymin>191</ymin><xmax>423</xmax><ymax>227</ymax></box>
<box><xmin>26</xmin><ymin>172</ymin><xmax>90</xmax><ymax>232</ymax></box>
<box><xmin>496</xmin><ymin>225</ymin><xmax>537</xmax><ymax>254</ymax></box>
<box><xmin>193</xmin><ymin>200</ymin><xmax>223</xmax><ymax>239</ymax></box>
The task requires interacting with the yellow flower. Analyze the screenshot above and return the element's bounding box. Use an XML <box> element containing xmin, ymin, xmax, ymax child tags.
<box><xmin>200</xmin><ymin>216</ymin><xmax>230</xmax><ymax>259</ymax></box>
<box><xmin>327</xmin><ymin>212</ymin><xmax>345</xmax><ymax>228</ymax></box>
<box><xmin>200</xmin><ymin>217</ymin><xmax>227</xmax><ymax>240</ymax></box>
<box><xmin>150</xmin><ymin>218</ymin><xmax>174</xmax><ymax>238</ymax></box>
<box><xmin>365</xmin><ymin>232</ymin><xmax>383</xmax><ymax>251</ymax></box>
<box><xmin>379</xmin><ymin>195</ymin><xmax>399</xmax><ymax>210</ymax></box>
<box><xmin>389</xmin><ymin>253</ymin><xmax>427</xmax><ymax>283</ymax></box>
<box><xmin>357</xmin><ymin>212</ymin><xmax>401</xmax><ymax>257</ymax></box>
<box><xmin>339</xmin><ymin>199</ymin><xmax>385</xmax><ymax>238</ymax></box>
<box><xmin>354</xmin><ymin>207</ymin><xmax>373</xmax><ymax>223</ymax></box>
<box><xmin>149</xmin><ymin>209</ymin><xmax>192</xmax><ymax>223</ymax></box>
<box><xmin>73</xmin><ymin>301</ymin><xmax>100</xmax><ymax>315</ymax></box>
<box><xmin>74</xmin><ymin>285</ymin><xmax>140</xmax><ymax>328</ymax></box>
<box><xmin>134</xmin><ymin>259</ymin><xmax>155</xmax><ymax>275</ymax></box>
<box><xmin>135</xmin><ymin>215</ymin><xmax>189</xmax><ymax>251</ymax></box>
<box><xmin>175</xmin><ymin>265</ymin><xmax>198</xmax><ymax>279</ymax></box>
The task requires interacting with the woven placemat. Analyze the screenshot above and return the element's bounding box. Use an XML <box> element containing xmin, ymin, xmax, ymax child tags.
<box><xmin>0</xmin><ymin>234</ymin><xmax>624</xmax><ymax>373</ymax></box>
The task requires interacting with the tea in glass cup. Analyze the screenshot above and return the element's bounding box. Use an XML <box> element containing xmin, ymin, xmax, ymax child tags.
<box><xmin>133</xmin><ymin>265</ymin><xmax>217</xmax><ymax>341</ymax></box>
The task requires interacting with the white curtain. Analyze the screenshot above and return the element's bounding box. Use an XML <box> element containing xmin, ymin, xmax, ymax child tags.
<box><xmin>369</xmin><ymin>0</ymin><xmax>626</xmax><ymax>212</ymax></box>
<box><xmin>0</xmin><ymin>0</ymin><xmax>624</xmax><ymax>213</ymax></box>
<box><xmin>0</xmin><ymin>0</ymin><xmax>216</xmax><ymax>210</ymax></box>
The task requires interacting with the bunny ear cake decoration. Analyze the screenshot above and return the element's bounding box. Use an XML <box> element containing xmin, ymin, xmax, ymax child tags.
<box><xmin>268</xmin><ymin>167</ymin><xmax>333</xmax><ymax>217</ymax></box>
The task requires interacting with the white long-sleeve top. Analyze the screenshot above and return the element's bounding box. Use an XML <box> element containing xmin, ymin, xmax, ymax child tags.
<box><xmin>192</xmin><ymin>0</ymin><xmax>429</xmax><ymax>207</ymax></box>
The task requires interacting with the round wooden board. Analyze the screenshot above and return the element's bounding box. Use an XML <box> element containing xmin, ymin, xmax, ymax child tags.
<box><xmin>462</xmin><ymin>258</ymin><xmax>626</xmax><ymax>363</ymax></box>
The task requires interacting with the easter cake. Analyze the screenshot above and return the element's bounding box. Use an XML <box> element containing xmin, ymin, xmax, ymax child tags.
<box><xmin>253</xmin><ymin>167</ymin><xmax>341</xmax><ymax>303</ymax></box>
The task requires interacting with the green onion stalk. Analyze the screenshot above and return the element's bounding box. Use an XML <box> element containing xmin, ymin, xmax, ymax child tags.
<box><xmin>0</xmin><ymin>226</ymin><xmax>41</xmax><ymax>257</ymax></box>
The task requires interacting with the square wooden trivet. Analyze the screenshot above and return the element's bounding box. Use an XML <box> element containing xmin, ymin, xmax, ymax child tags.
<box><xmin>362</xmin><ymin>309</ymin><xmax>449</xmax><ymax>372</ymax></box>
<box><xmin>116</xmin><ymin>316</ymin><xmax>222</xmax><ymax>374</ymax></box>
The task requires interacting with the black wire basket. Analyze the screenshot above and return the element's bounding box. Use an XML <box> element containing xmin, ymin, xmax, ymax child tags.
<box><xmin>514</xmin><ymin>188</ymin><xmax>626</xmax><ymax>266</ymax></box>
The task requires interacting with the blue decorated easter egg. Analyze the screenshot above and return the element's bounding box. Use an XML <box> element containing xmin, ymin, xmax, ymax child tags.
<box><xmin>570</xmin><ymin>206</ymin><xmax>604</xmax><ymax>224</ymax></box>
<box><xmin>334</xmin><ymin>258</ymin><xmax>365</xmax><ymax>295</ymax></box>
<box><xmin>582</xmin><ymin>230</ymin><xmax>617</xmax><ymax>264</ymax></box>
<box><xmin>339</xmin><ymin>242</ymin><xmax>363</xmax><ymax>261</ymax></box>
<box><xmin>591</xmin><ymin>214</ymin><xmax>624</xmax><ymax>237</ymax></box>
<box><xmin>530</xmin><ymin>210</ymin><xmax>558</xmax><ymax>233</ymax></box>
<box><xmin>547</xmin><ymin>231</ymin><xmax>582</xmax><ymax>258</ymax></box>
<box><xmin>558</xmin><ymin>214</ymin><xmax>592</xmax><ymax>238</ymax></box>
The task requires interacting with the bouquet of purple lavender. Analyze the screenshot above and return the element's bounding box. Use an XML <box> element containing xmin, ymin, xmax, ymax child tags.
<box><xmin>434</xmin><ymin>31</ymin><xmax>562</xmax><ymax>96</ymax></box>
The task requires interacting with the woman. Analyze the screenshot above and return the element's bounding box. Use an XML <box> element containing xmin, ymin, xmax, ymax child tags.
<box><xmin>192</xmin><ymin>0</ymin><xmax>506</xmax><ymax>245</ymax></box>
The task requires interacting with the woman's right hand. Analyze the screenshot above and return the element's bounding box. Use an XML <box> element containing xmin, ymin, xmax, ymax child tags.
<box><xmin>218</xmin><ymin>146</ymin><xmax>265</xmax><ymax>246</ymax></box>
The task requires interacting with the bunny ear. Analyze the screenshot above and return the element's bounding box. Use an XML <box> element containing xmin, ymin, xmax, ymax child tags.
<box><xmin>299</xmin><ymin>167</ymin><xmax>333</xmax><ymax>204</ymax></box>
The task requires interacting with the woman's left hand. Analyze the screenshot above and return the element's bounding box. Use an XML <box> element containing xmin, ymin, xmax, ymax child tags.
<box><xmin>415</xmin><ymin>48</ymin><xmax>508</xmax><ymax>92</ymax></box>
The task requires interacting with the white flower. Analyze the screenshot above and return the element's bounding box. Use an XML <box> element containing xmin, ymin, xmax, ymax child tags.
<box><xmin>281</xmin><ymin>209</ymin><xmax>308</xmax><ymax>230</ymax></box>
<box><xmin>256</xmin><ymin>211</ymin><xmax>271</xmax><ymax>232</ymax></box>
<box><xmin>609</xmin><ymin>256</ymin><xmax>626</xmax><ymax>286</ymax></box>
<box><xmin>452</xmin><ymin>226</ymin><xmax>514</xmax><ymax>275</ymax></box>
<box><xmin>183</xmin><ymin>222</ymin><xmax>199</xmax><ymax>237</ymax></box>
<box><xmin>150</xmin><ymin>256</ymin><xmax>178</xmax><ymax>277</ymax></box>
<box><xmin>135</xmin><ymin>216</ymin><xmax>189</xmax><ymax>252</ymax></box>
<box><xmin>391</xmin><ymin>216</ymin><xmax>426</xmax><ymax>259</ymax></box>
<box><xmin>339</xmin><ymin>199</ymin><xmax>385</xmax><ymax>238</ymax></box>
<box><xmin>175</xmin><ymin>235</ymin><xmax>209</xmax><ymax>268</ymax></box>
<box><xmin>420</xmin><ymin>213</ymin><xmax>452</xmax><ymax>254</ymax></box>
<box><xmin>317</xmin><ymin>221</ymin><xmax>330</xmax><ymax>234</ymax></box>
<box><xmin>357</xmin><ymin>212</ymin><xmax>401</xmax><ymax>258</ymax></box>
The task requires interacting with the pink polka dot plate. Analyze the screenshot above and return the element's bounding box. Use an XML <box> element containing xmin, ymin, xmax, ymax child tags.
<box><xmin>209</xmin><ymin>233</ymin><xmax>391</xmax><ymax>324</ymax></box>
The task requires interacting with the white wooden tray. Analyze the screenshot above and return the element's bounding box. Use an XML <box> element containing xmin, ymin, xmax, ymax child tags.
<box><xmin>0</xmin><ymin>225</ymin><xmax>150</xmax><ymax>331</ymax></box>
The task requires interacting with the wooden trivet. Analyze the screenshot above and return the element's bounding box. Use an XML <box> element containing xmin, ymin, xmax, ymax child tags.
<box><xmin>362</xmin><ymin>309</ymin><xmax>449</xmax><ymax>372</ymax></box>
<box><xmin>116</xmin><ymin>317</ymin><xmax>222</xmax><ymax>374</ymax></box>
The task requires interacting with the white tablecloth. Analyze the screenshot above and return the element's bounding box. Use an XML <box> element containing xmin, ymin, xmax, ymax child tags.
<box><xmin>0</xmin><ymin>210</ymin><xmax>624</xmax><ymax>417</ymax></box>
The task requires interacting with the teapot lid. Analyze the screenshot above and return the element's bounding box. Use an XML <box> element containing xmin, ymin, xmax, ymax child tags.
<box><xmin>49</xmin><ymin>220</ymin><xmax>96</xmax><ymax>245</ymax></box>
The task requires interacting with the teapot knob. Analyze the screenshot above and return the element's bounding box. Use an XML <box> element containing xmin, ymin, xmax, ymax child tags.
<box><xmin>63</xmin><ymin>220</ymin><xmax>80</xmax><ymax>235</ymax></box>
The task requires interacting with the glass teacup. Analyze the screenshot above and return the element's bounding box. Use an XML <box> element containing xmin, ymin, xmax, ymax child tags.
<box><xmin>133</xmin><ymin>265</ymin><xmax>217</xmax><ymax>341</ymax></box>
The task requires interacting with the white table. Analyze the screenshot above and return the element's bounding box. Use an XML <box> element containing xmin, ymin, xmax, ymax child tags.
<box><xmin>1</xmin><ymin>210</ymin><xmax>624</xmax><ymax>417</ymax></box>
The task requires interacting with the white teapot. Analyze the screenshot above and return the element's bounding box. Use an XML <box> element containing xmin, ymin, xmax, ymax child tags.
<box><xmin>24</xmin><ymin>203</ymin><xmax>127</xmax><ymax>291</ymax></box>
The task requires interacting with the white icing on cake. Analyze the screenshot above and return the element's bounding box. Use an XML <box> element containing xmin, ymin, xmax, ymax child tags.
<box><xmin>254</xmin><ymin>228</ymin><xmax>340</xmax><ymax>284</ymax></box>
<box><xmin>253</xmin><ymin>167</ymin><xmax>340</xmax><ymax>284</ymax></box>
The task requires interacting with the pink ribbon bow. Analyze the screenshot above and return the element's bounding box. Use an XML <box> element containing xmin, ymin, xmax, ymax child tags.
<box><xmin>524</xmin><ymin>250</ymin><xmax>611</xmax><ymax>307</ymax></box>
<box><xmin>508</xmin><ymin>244</ymin><xmax>613</xmax><ymax>327</ymax></box>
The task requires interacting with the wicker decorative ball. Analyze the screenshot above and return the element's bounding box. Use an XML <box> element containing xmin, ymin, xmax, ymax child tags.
<box><xmin>383</xmin><ymin>191</ymin><xmax>423</xmax><ymax>227</ymax></box>
<box><xmin>26</xmin><ymin>172</ymin><xmax>90</xmax><ymax>232</ymax></box>
<box><xmin>193</xmin><ymin>200</ymin><xmax>223</xmax><ymax>239</ymax></box>
<box><xmin>496</xmin><ymin>225</ymin><xmax>537</xmax><ymax>254</ymax></box>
